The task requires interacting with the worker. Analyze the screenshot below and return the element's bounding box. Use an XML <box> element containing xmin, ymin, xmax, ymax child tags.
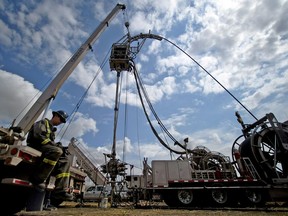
<box><xmin>26</xmin><ymin>110</ymin><xmax>72</xmax><ymax>201</ymax></box>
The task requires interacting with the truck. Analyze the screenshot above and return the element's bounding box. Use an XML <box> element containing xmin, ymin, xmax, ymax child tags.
<box><xmin>0</xmin><ymin>4</ymin><xmax>126</xmax><ymax>215</ymax></box>
<box><xmin>105</xmin><ymin>37</ymin><xmax>288</xmax><ymax>208</ymax></box>
<box><xmin>105</xmin><ymin>33</ymin><xmax>288</xmax><ymax>208</ymax></box>
<box><xmin>82</xmin><ymin>185</ymin><xmax>110</xmax><ymax>202</ymax></box>
<box><xmin>124</xmin><ymin>112</ymin><xmax>288</xmax><ymax>207</ymax></box>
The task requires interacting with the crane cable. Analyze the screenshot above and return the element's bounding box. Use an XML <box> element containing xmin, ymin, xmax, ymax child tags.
<box><xmin>122</xmin><ymin>72</ymin><xmax>129</xmax><ymax>162</ymax></box>
<box><xmin>132</xmin><ymin>61</ymin><xmax>181</xmax><ymax>145</ymax></box>
<box><xmin>126</xmin><ymin>33</ymin><xmax>257</xmax><ymax>124</ymax></box>
<box><xmin>128</xmin><ymin>33</ymin><xmax>258</xmax><ymax>154</ymax></box>
<box><xmin>132</xmin><ymin>61</ymin><xmax>186</xmax><ymax>154</ymax></box>
<box><xmin>135</xmin><ymin>96</ymin><xmax>143</xmax><ymax>169</ymax></box>
<box><xmin>161</xmin><ymin>37</ymin><xmax>258</xmax><ymax>121</ymax></box>
<box><xmin>59</xmin><ymin>46</ymin><xmax>112</xmax><ymax>141</ymax></box>
<box><xmin>134</xmin><ymin>62</ymin><xmax>195</xmax><ymax>154</ymax></box>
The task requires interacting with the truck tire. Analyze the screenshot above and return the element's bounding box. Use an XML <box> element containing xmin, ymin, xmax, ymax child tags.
<box><xmin>240</xmin><ymin>189</ymin><xmax>265</xmax><ymax>207</ymax></box>
<box><xmin>177</xmin><ymin>190</ymin><xmax>194</xmax><ymax>207</ymax></box>
<box><xmin>210</xmin><ymin>188</ymin><xmax>229</xmax><ymax>206</ymax></box>
<box><xmin>163</xmin><ymin>189</ymin><xmax>197</xmax><ymax>207</ymax></box>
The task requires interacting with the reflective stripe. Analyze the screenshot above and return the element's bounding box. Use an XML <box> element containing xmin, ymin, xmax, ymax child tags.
<box><xmin>55</xmin><ymin>173</ymin><xmax>70</xmax><ymax>179</ymax></box>
<box><xmin>43</xmin><ymin>158</ymin><xmax>57</xmax><ymax>166</ymax></box>
<box><xmin>41</xmin><ymin>119</ymin><xmax>51</xmax><ymax>145</ymax></box>
<box><xmin>41</xmin><ymin>138</ymin><xmax>51</xmax><ymax>144</ymax></box>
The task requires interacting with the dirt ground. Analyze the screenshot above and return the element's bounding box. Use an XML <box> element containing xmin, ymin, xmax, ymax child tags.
<box><xmin>16</xmin><ymin>202</ymin><xmax>288</xmax><ymax>216</ymax></box>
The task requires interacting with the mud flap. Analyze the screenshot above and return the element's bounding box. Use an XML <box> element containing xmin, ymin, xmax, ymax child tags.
<box><xmin>26</xmin><ymin>187</ymin><xmax>46</xmax><ymax>211</ymax></box>
<box><xmin>26</xmin><ymin>175</ymin><xmax>56</xmax><ymax>211</ymax></box>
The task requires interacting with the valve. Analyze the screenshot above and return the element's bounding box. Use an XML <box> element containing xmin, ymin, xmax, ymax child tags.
<box><xmin>117</xmin><ymin>162</ymin><xmax>127</xmax><ymax>176</ymax></box>
<box><xmin>101</xmin><ymin>164</ymin><xmax>108</xmax><ymax>173</ymax></box>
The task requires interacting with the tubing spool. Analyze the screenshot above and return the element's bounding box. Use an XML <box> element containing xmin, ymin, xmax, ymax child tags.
<box><xmin>240</xmin><ymin>127</ymin><xmax>288</xmax><ymax>180</ymax></box>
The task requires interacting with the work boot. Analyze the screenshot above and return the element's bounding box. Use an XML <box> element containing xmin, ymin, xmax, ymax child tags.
<box><xmin>29</xmin><ymin>176</ymin><xmax>46</xmax><ymax>192</ymax></box>
<box><xmin>51</xmin><ymin>190</ymin><xmax>73</xmax><ymax>201</ymax></box>
<box><xmin>43</xmin><ymin>203</ymin><xmax>57</xmax><ymax>211</ymax></box>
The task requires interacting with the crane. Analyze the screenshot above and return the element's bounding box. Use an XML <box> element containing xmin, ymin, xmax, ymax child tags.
<box><xmin>16</xmin><ymin>3</ymin><xmax>126</xmax><ymax>135</ymax></box>
<box><xmin>68</xmin><ymin>137</ymin><xmax>106</xmax><ymax>186</ymax></box>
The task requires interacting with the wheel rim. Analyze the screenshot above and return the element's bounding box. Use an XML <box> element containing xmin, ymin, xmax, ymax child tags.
<box><xmin>177</xmin><ymin>190</ymin><xmax>193</xmax><ymax>205</ymax></box>
<box><xmin>211</xmin><ymin>189</ymin><xmax>228</xmax><ymax>204</ymax></box>
<box><xmin>245</xmin><ymin>190</ymin><xmax>262</xmax><ymax>203</ymax></box>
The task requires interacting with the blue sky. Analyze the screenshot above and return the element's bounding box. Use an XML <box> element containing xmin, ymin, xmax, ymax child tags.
<box><xmin>1</xmin><ymin>0</ymin><xmax>288</xmax><ymax>174</ymax></box>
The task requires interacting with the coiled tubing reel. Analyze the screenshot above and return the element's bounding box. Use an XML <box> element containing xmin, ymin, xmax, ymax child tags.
<box><xmin>177</xmin><ymin>145</ymin><xmax>236</xmax><ymax>177</ymax></box>
<box><xmin>232</xmin><ymin>112</ymin><xmax>288</xmax><ymax>182</ymax></box>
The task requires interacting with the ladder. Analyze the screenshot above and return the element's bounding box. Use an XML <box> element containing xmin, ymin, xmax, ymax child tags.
<box><xmin>68</xmin><ymin>137</ymin><xmax>106</xmax><ymax>185</ymax></box>
<box><xmin>242</xmin><ymin>157</ymin><xmax>260</xmax><ymax>179</ymax></box>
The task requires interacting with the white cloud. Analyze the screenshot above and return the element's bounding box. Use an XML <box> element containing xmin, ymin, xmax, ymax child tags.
<box><xmin>147</xmin><ymin>40</ymin><xmax>162</xmax><ymax>55</ymax></box>
<box><xmin>128</xmin><ymin>0</ymin><xmax>189</xmax><ymax>34</ymax></box>
<box><xmin>139</xmin><ymin>53</ymin><xmax>149</xmax><ymax>62</ymax></box>
<box><xmin>114</xmin><ymin>137</ymin><xmax>134</xmax><ymax>160</ymax></box>
<box><xmin>1</xmin><ymin>1</ymin><xmax>86</xmax><ymax>70</ymax></box>
<box><xmin>183</xmin><ymin>78</ymin><xmax>201</xmax><ymax>94</ymax></box>
<box><xmin>157</xmin><ymin>55</ymin><xmax>178</xmax><ymax>74</ymax></box>
<box><xmin>141</xmin><ymin>0</ymin><xmax>288</xmax><ymax>118</ymax></box>
<box><xmin>0</xmin><ymin>19</ymin><xmax>13</xmax><ymax>46</ymax></box>
<box><xmin>94</xmin><ymin>2</ymin><xmax>106</xmax><ymax>21</ymax></box>
<box><xmin>58</xmin><ymin>112</ymin><xmax>98</xmax><ymax>145</ymax></box>
<box><xmin>129</xmin><ymin>11</ymin><xmax>152</xmax><ymax>33</ymax></box>
<box><xmin>0</xmin><ymin>1</ymin><xmax>4</xmax><ymax>10</ymax></box>
<box><xmin>0</xmin><ymin>70</ymin><xmax>40</xmax><ymax>126</ymax></box>
<box><xmin>139</xmin><ymin>142</ymin><xmax>169</xmax><ymax>158</ymax></box>
<box><xmin>1</xmin><ymin>0</ymin><xmax>287</xmax><ymax>172</ymax></box>
<box><xmin>86</xmin><ymin>82</ymin><xmax>117</xmax><ymax>108</ymax></box>
<box><xmin>187</xmin><ymin>126</ymin><xmax>239</xmax><ymax>158</ymax></box>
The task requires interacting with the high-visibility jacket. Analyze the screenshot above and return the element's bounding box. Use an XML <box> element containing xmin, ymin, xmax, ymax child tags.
<box><xmin>27</xmin><ymin>118</ymin><xmax>56</xmax><ymax>147</ymax></box>
<box><xmin>27</xmin><ymin>118</ymin><xmax>70</xmax><ymax>191</ymax></box>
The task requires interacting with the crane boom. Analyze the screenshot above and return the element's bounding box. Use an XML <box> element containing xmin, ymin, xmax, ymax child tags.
<box><xmin>17</xmin><ymin>3</ymin><xmax>126</xmax><ymax>134</ymax></box>
<box><xmin>68</xmin><ymin>137</ymin><xmax>106</xmax><ymax>185</ymax></box>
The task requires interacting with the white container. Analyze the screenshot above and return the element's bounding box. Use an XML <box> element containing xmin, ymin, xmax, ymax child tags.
<box><xmin>99</xmin><ymin>197</ymin><xmax>108</xmax><ymax>208</ymax></box>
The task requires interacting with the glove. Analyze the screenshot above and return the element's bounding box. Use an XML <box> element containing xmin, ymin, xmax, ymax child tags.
<box><xmin>62</xmin><ymin>147</ymin><xmax>70</xmax><ymax>157</ymax></box>
<box><xmin>56</xmin><ymin>142</ymin><xmax>63</xmax><ymax>148</ymax></box>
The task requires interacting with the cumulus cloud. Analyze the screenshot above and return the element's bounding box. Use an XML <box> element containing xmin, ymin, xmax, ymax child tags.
<box><xmin>0</xmin><ymin>70</ymin><xmax>40</xmax><ymax>126</ymax></box>
<box><xmin>0</xmin><ymin>0</ymin><xmax>287</xmax><ymax>171</ymax></box>
<box><xmin>58</xmin><ymin>112</ymin><xmax>98</xmax><ymax>144</ymax></box>
<box><xmin>1</xmin><ymin>1</ymin><xmax>86</xmax><ymax>70</ymax></box>
<box><xmin>0</xmin><ymin>19</ymin><xmax>13</xmax><ymax>46</ymax></box>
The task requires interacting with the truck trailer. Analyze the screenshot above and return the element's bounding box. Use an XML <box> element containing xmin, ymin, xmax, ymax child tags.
<box><xmin>125</xmin><ymin>112</ymin><xmax>288</xmax><ymax>207</ymax></box>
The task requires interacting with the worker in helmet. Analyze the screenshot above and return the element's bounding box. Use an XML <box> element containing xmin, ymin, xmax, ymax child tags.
<box><xmin>27</xmin><ymin>110</ymin><xmax>72</xmax><ymax>201</ymax></box>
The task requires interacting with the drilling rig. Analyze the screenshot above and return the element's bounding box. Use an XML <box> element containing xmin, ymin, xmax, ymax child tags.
<box><xmin>106</xmin><ymin>30</ymin><xmax>288</xmax><ymax>207</ymax></box>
